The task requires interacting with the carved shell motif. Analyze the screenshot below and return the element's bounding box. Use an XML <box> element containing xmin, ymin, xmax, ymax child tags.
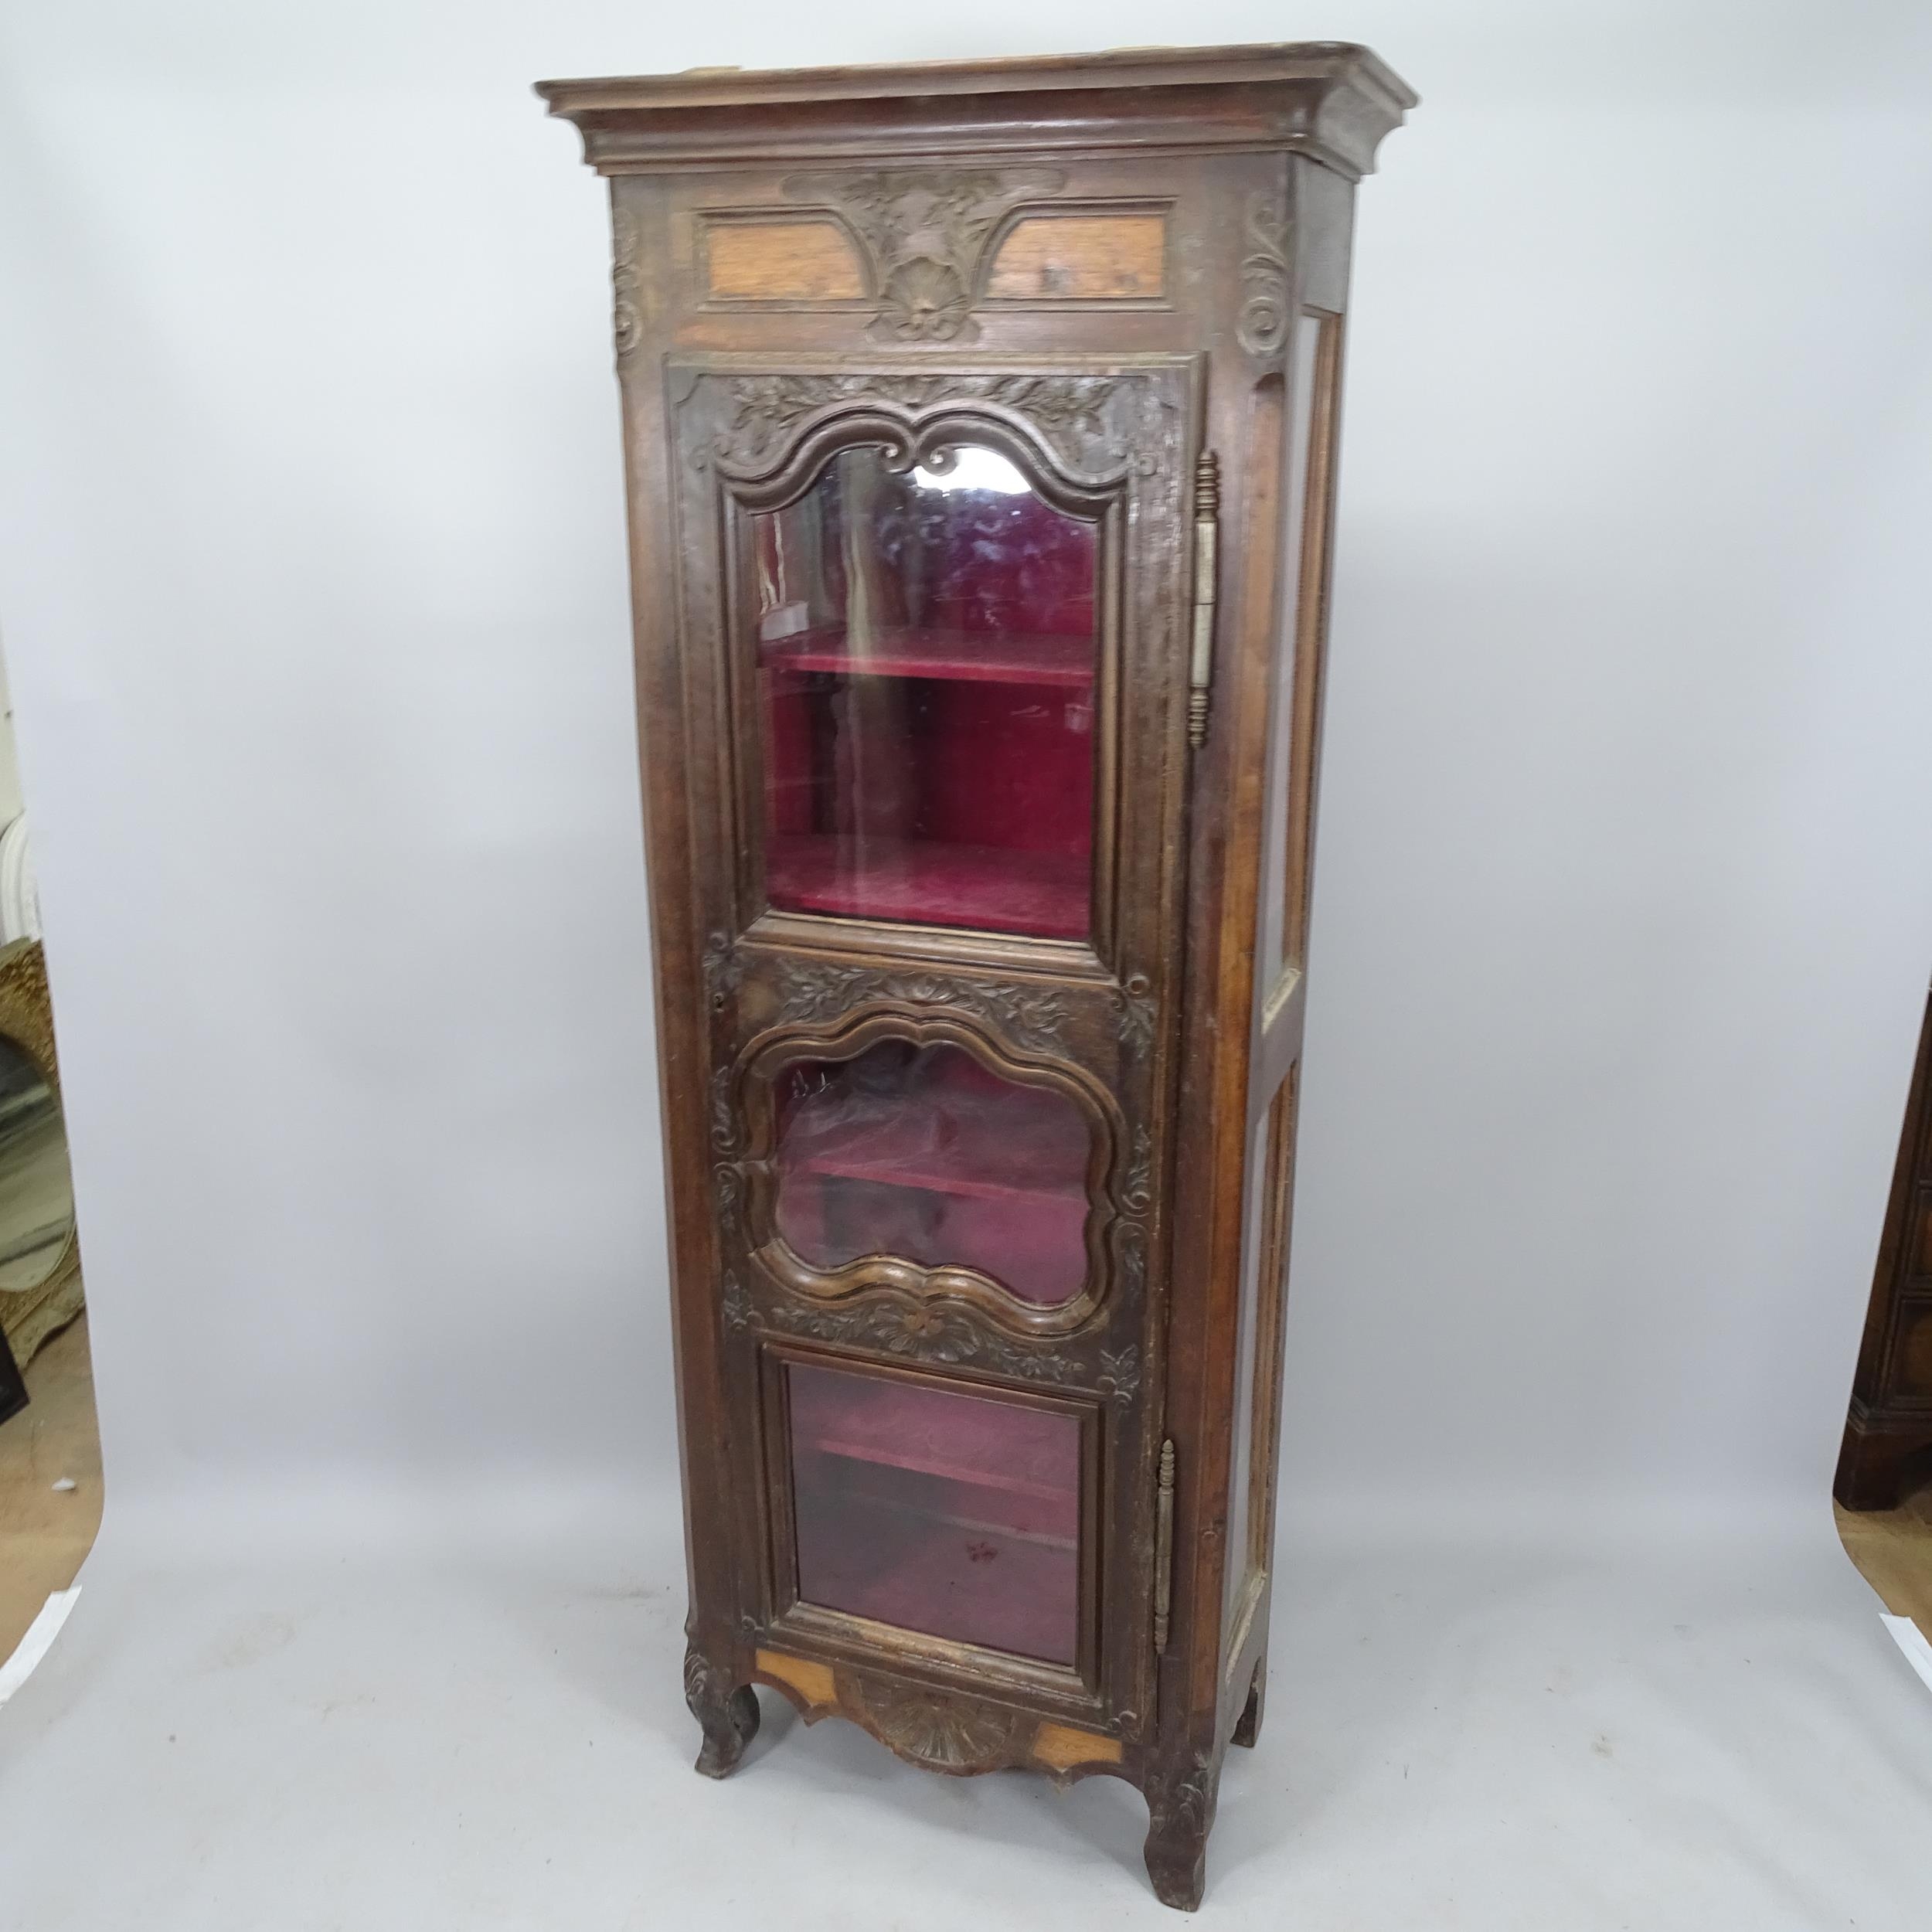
<box><xmin>878</xmin><ymin>257</ymin><xmax>972</xmax><ymax>342</ymax></box>
<box><xmin>842</xmin><ymin>1678</ymin><xmax>1029</xmax><ymax>1775</ymax></box>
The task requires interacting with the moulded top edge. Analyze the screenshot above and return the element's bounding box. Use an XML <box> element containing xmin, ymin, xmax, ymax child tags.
<box><xmin>533</xmin><ymin>40</ymin><xmax>1418</xmax><ymax>118</ymax></box>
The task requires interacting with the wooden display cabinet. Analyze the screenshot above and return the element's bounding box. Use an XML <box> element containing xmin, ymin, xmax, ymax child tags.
<box><xmin>539</xmin><ymin>43</ymin><xmax>1414</xmax><ymax>1909</ymax></box>
<box><xmin>1838</xmin><ymin>979</ymin><xmax>1932</xmax><ymax>1510</ymax></box>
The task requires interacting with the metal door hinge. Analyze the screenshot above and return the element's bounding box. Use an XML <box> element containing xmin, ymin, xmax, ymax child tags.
<box><xmin>1153</xmin><ymin>1437</ymin><xmax>1177</xmax><ymax>1652</ymax></box>
<box><xmin>1187</xmin><ymin>453</ymin><xmax>1220</xmax><ymax>749</ymax></box>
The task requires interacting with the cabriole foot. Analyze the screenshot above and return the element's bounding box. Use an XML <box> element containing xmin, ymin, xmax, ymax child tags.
<box><xmin>1143</xmin><ymin>1754</ymin><xmax>1219</xmax><ymax>1911</ymax></box>
<box><xmin>684</xmin><ymin>1645</ymin><xmax>760</xmax><ymax>1780</ymax></box>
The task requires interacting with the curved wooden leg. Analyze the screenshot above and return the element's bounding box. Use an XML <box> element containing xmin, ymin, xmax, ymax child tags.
<box><xmin>1143</xmin><ymin>1753</ymin><xmax>1219</xmax><ymax>1912</ymax></box>
<box><xmin>1231</xmin><ymin>1659</ymin><xmax>1266</xmax><ymax>1749</ymax></box>
<box><xmin>684</xmin><ymin>1645</ymin><xmax>760</xmax><ymax>1780</ymax></box>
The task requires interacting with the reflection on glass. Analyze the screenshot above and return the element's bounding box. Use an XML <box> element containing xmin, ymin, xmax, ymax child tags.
<box><xmin>789</xmin><ymin>1360</ymin><xmax>1080</xmax><ymax>1664</ymax></box>
<box><xmin>751</xmin><ymin>443</ymin><xmax>1098</xmax><ymax>939</ymax></box>
<box><xmin>774</xmin><ymin>1039</ymin><xmax>1090</xmax><ymax>1307</ymax></box>
<box><xmin>0</xmin><ymin>1039</ymin><xmax>73</xmax><ymax>1295</ymax></box>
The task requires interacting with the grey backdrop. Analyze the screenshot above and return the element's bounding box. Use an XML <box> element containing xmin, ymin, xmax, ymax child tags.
<box><xmin>2</xmin><ymin>4</ymin><xmax>1930</xmax><ymax>1927</ymax></box>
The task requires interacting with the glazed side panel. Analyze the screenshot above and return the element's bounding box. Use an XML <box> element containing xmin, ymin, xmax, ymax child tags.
<box><xmin>1165</xmin><ymin>152</ymin><xmax>1363</xmax><ymax>1751</ymax></box>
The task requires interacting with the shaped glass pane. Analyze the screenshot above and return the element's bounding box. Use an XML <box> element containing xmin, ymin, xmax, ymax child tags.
<box><xmin>789</xmin><ymin>1361</ymin><xmax>1080</xmax><ymax>1665</ymax></box>
<box><xmin>750</xmin><ymin>443</ymin><xmax>1098</xmax><ymax>939</ymax></box>
<box><xmin>773</xmin><ymin>1039</ymin><xmax>1090</xmax><ymax>1308</ymax></box>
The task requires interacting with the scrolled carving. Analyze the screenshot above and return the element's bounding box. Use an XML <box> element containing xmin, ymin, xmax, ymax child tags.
<box><xmin>781</xmin><ymin>167</ymin><xmax>1067</xmax><ymax>343</ymax></box>
<box><xmin>611</xmin><ymin>207</ymin><xmax>642</xmax><ymax>367</ymax></box>
<box><xmin>700</xmin><ymin>930</ymin><xmax>743</xmax><ymax>1005</ymax></box>
<box><xmin>709</xmin><ymin>1064</ymin><xmax>743</xmax><ymax>1155</ymax></box>
<box><xmin>1097</xmin><ymin>1344</ymin><xmax>1141</xmax><ymax>1407</ymax></box>
<box><xmin>731</xmin><ymin>1281</ymin><xmax>1090</xmax><ymax>1392</ymax></box>
<box><xmin>713</xmin><ymin>1161</ymin><xmax>746</xmax><ymax>1243</ymax></box>
<box><xmin>713</xmin><ymin>371</ymin><xmax>1131</xmax><ymax>483</ymax></box>
<box><xmin>842</xmin><ymin>1676</ymin><xmax>1030</xmax><ymax>1774</ymax></box>
<box><xmin>1152</xmin><ymin>1753</ymin><xmax>1219</xmax><ymax>1833</ymax></box>
<box><xmin>1114</xmin><ymin>972</ymin><xmax>1157</xmax><ymax>1065</ymax></box>
<box><xmin>1143</xmin><ymin>1748</ymin><xmax>1221</xmax><ymax>1909</ymax></box>
<box><xmin>1236</xmin><ymin>192</ymin><xmax>1289</xmax><ymax>362</ymax></box>
<box><xmin>1120</xmin><ymin>1123</ymin><xmax>1155</xmax><ymax>1218</ymax></box>
<box><xmin>682</xmin><ymin>1645</ymin><xmax>717</xmax><ymax>1708</ymax></box>
<box><xmin>770</xmin><ymin>957</ymin><xmax>1077</xmax><ymax>1061</ymax></box>
<box><xmin>683</xmin><ymin>1644</ymin><xmax>760</xmax><ymax>1781</ymax></box>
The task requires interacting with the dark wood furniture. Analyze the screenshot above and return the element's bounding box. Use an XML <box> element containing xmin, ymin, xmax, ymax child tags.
<box><xmin>539</xmin><ymin>44</ymin><xmax>1414</xmax><ymax>1909</ymax></box>
<box><xmin>0</xmin><ymin>1319</ymin><xmax>24</xmax><ymax>1428</ymax></box>
<box><xmin>1838</xmin><ymin>980</ymin><xmax>1932</xmax><ymax>1510</ymax></box>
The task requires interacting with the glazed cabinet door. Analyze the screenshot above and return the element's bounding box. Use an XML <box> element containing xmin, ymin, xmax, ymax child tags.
<box><xmin>670</xmin><ymin>356</ymin><xmax>1199</xmax><ymax>1743</ymax></box>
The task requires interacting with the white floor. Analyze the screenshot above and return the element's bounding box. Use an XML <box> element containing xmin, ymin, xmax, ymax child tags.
<box><xmin>2</xmin><ymin>1495</ymin><xmax>1927</xmax><ymax>1930</ymax></box>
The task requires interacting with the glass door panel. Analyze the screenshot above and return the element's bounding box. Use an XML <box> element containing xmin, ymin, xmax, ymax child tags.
<box><xmin>788</xmin><ymin>1360</ymin><xmax>1081</xmax><ymax>1665</ymax></box>
<box><xmin>750</xmin><ymin>443</ymin><xmax>1098</xmax><ymax>940</ymax></box>
<box><xmin>773</xmin><ymin>1039</ymin><xmax>1090</xmax><ymax>1307</ymax></box>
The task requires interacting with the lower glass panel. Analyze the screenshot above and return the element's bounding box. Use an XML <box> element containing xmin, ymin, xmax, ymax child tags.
<box><xmin>774</xmin><ymin>1039</ymin><xmax>1090</xmax><ymax>1307</ymax></box>
<box><xmin>788</xmin><ymin>1361</ymin><xmax>1081</xmax><ymax>1665</ymax></box>
<box><xmin>1225</xmin><ymin>1108</ymin><xmax>1272</xmax><ymax>1625</ymax></box>
<box><xmin>1227</xmin><ymin>1079</ymin><xmax>1294</xmax><ymax>1633</ymax></box>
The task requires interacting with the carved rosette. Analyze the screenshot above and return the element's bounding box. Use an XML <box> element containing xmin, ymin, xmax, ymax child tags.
<box><xmin>1236</xmin><ymin>192</ymin><xmax>1289</xmax><ymax>362</ymax></box>
<box><xmin>782</xmin><ymin>167</ymin><xmax>1066</xmax><ymax>343</ymax></box>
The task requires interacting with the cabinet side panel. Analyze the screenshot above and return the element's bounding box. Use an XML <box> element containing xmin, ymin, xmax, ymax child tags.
<box><xmin>1215</xmin><ymin>159</ymin><xmax>1361</xmax><ymax>1723</ymax></box>
<box><xmin>611</xmin><ymin>175</ymin><xmax>744</xmax><ymax>1638</ymax></box>
<box><xmin>1163</xmin><ymin>150</ymin><xmax>1303</xmax><ymax>1741</ymax></box>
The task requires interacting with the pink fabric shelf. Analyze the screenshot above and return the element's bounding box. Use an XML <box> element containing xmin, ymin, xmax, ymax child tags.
<box><xmin>790</xmin><ymin>1372</ymin><xmax>1079</xmax><ymax>1510</ymax></box>
<box><xmin>783</xmin><ymin>1078</ymin><xmax>1087</xmax><ymax>1209</ymax></box>
<box><xmin>767</xmin><ymin>832</ymin><xmax>1089</xmax><ymax>939</ymax></box>
<box><xmin>764</xmin><ymin>626</ymin><xmax>1093</xmax><ymax>689</ymax></box>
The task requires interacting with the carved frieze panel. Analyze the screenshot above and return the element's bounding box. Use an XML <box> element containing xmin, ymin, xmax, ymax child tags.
<box><xmin>781</xmin><ymin>166</ymin><xmax>1067</xmax><ymax>342</ymax></box>
<box><xmin>696</xmin><ymin>369</ymin><xmax>1165</xmax><ymax>489</ymax></box>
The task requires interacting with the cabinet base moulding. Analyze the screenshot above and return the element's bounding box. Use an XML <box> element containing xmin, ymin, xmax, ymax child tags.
<box><xmin>753</xmin><ymin>1647</ymin><xmax>1123</xmax><ymax>1781</ymax></box>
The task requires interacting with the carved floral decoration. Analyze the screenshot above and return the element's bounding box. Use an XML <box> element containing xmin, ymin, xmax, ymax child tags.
<box><xmin>709</xmin><ymin>372</ymin><xmax>1136</xmax><ymax>485</ymax></box>
<box><xmin>782</xmin><ymin>167</ymin><xmax>1068</xmax><ymax>343</ymax></box>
